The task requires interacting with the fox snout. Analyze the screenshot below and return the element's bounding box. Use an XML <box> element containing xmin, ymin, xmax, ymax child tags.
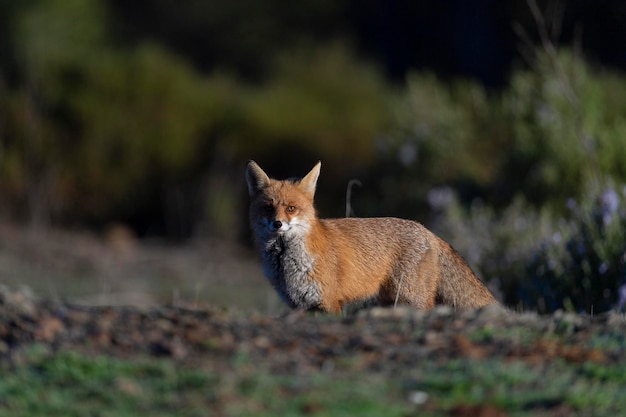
<box><xmin>263</xmin><ymin>217</ymin><xmax>291</xmax><ymax>234</ymax></box>
<box><xmin>269</xmin><ymin>220</ymin><xmax>283</xmax><ymax>231</ymax></box>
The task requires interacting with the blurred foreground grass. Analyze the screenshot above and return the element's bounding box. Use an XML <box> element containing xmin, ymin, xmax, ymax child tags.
<box><xmin>2</xmin><ymin>345</ymin><xmax>626</xmax><ymax>416</ymax></box>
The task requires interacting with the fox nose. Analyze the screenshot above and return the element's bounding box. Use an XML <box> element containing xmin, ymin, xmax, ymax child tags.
<box><xmin>271</xmin><ymin>220</ymin><xmax>282</xmax><ymax>231</ymax></box>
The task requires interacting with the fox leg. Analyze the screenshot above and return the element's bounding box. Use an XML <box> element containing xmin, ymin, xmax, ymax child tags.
<box><xmin>396</xmin><ymin>248</ymin><xmax>441</xmax><ymax>309</ymax></box>
<box><xmin>325</xmin><ymin>300</ymin><xmax>343</xmax><ymax>314</ymax></box>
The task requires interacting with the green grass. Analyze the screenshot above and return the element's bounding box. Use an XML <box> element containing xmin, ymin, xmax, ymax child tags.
<box><xmin>0</xmin><ymin>347</ymin><xmax>410</xmax><ymax>417</ymax></box>
<box><xmin>0</xmin><ymin>348</ymin><xmax>218</xmax><ymax>417</ymax></box>
<box><xmin>408</xmin><ymin>359</ymin><xmax>626</xmax><ymax>416</ymax></box>
<box><xmin>1</xmin><ymin>344</ymin><xmax>625</xmax><ymax>417</ymax></box>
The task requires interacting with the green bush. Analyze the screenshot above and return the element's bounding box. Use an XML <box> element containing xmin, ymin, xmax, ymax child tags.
<box><xmin>503</xmin><ymin>51</ymin><xmax>626</xmax><ymax>207</ymax></box>
<box><xmin>429</xmin><ymin>191</ymin><xmax>556</xmax><ymax>309</ymax></box>
<box><xmin>1</xmin><ymin>0</ymin><xmax>242</xmax><ymax>231</ymax></box>
<box><xmin>240</xmin><ymin>42</ymin><xmax>394</xmax><ymax>166</ymax></box>
<box><xmin>527</xmin><ymin>180</ymin><xmax>626</xmax><ymax>313</ymax></box>
<box><xmin>371</xmin><ymin>50</ymin><xmax>626</xmax><ymax>220</ymax></box>
<box><xmin>432</xmin><ymin>180</ymin><xmax>626</xmax><ymax>314</ymax></box>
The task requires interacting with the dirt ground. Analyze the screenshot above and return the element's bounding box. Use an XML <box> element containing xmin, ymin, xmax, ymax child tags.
<box><xmin>2</xmin><ymin>284</ymin><xmax>625</xmax><ymax>376</ymax></box>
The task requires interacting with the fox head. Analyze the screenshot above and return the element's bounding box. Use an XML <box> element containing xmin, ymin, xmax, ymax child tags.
<box><xmin>246</xmin><ymin>160</ymin><xmax>320</xmax><ymax>240</ymax></box>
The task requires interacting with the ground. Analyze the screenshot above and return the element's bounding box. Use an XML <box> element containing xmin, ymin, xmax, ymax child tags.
<box><xmin>1</xmin><ymin>225</ymin><xmax>626</xmax><ymax>416</ymax></box>
<box><xmin>2</xmin><ymin>285</ymin><xmax>626</xmax><ymax>416</ymax></box>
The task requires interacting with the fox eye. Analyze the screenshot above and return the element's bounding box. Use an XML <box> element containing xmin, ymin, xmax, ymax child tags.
<box><xmin>263</xmin><ymin>204</ymin><xmax>274</xmax><ymax>213</ymax></box>
<box><xmin>286</xmin><ymin>205</ymin><xmax>297</xmax><ymax>213</ymax></box>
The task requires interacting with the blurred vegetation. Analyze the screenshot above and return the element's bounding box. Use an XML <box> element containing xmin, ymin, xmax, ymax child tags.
<box><xmin>0</xmin><ymin>0</ymin><xmax>392</xmax><ymax>236</ymax></box>
<box><xmin>393</xmin><ymin>50</ymin><xmax>626</xmax><ymax>313</ymax></box>
<box><xmin>527</xmin><ymin>182</ymin><xmax>626</xmax><ymax>313</ymax></box>
<box><xmin>1</xmin><ymin>0</ymin><xmax>626</xmax><ymax>312</ymax></box>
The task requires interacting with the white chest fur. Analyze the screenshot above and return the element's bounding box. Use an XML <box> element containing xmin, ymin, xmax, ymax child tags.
<box><xmin>261</xmin><ymin>234</ymin><xmax>322</xmax><ymax>310</ymax></box>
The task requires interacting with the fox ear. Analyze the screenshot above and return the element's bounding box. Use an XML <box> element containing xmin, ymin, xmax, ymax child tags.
<box><xmin>299</xmin><ymin>161</ymin><xmax>321</xmax><ymax>198</ymax></box>
<box><xmin>246</xmin><ymin>160</ymin><xmax>271</xmax><ymax>196</ymax></box>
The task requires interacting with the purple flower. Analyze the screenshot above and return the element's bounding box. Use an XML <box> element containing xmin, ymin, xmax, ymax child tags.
<box><xmin>617</xmin><ymin>283</ymin><xmax>626</xmax><ymax>311</ymax></box>
<box><xmin>427</xmin><ymin>187</ymin><xmax>454</xmax><ymax>211</ymax></box>
<box><xmin>601</xmin><ymin>188</ymin><xmax>619</xmax><ymax>226</ymax></box>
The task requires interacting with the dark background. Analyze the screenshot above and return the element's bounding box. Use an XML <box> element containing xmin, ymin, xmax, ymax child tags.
<box><xmin>112</xmin><ymin>0</ymin><xmax>626</xmax><ymax>87</ymax></box>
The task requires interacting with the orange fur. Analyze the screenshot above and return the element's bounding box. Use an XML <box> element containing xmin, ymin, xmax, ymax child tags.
<box><xmin>246</xmin><ymin>160</ymin><xmax>496</xmax><ymax>314</ymax></box>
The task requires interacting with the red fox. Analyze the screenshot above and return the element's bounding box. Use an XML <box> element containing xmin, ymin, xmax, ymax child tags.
<box><xmin>246</xmin><ymin>160</ymin><xmax>496</xmax><ymax>314</ymax></box>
